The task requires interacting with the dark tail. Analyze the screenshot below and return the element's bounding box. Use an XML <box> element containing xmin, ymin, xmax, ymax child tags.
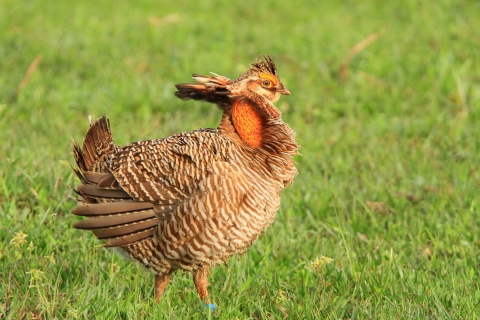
<box><xmin>71</xmin><ymin>115</ymin><xmax>116</xmax><ymax>175</ymax></box>
<box><xmin>71</xmin><ymin>115</ymin><xmax>158</xmax><ymax>247</ymax></box>
<box><xmin>71</xmin><ymin>115</ymin><xmax>119</xmax><ymax>203</ymax></box>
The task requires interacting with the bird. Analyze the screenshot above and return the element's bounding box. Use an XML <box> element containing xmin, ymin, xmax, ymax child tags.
<box><xmin>71</xmin><ymin>56</ymin><xmax>299</xmax><ymax>306</ymax></box>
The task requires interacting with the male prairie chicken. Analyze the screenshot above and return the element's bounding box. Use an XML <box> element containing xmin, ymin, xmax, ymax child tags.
<box><xmin>71</xmin><ymin>56</ymin><xmax>299</xmax><ymax>306</ymax></box>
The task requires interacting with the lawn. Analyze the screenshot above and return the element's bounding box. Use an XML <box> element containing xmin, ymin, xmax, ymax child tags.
<box><xmin>1</xmin><ymin>0</ymin><xmax>480</xmax><ymax>318</ymax></box>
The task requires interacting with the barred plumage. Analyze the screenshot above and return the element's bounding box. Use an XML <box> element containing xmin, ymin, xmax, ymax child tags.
<box><xmin>71</xmin><ymin>56</ymin><xmax>299</xmax><ymax>304</ymax></box>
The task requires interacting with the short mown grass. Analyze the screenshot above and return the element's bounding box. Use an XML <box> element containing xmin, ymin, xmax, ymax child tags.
<box><xmin>1</xmin><ymin>0</ymin><xmax>480</xmax><ymax>318</ymax></box>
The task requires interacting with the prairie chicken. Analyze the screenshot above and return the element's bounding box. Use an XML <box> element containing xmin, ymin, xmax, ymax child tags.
<box><xmin>71</xmin><ymin>56</ymin><xmax>299</xmax><ymax>305</ymax></box>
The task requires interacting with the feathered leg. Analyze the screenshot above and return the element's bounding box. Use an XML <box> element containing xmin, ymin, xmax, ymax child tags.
<box><xmin>155</xmin><ymin>273</ymin><xmax>172</xmax><ymax>302</ymax></box>
<box><xmin>193</xmin><ymin>266</ymin><xmax>214</xmax><ymax>309</ymax></box>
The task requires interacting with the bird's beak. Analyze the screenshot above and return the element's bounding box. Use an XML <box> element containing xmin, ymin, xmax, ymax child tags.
<box><xmin>277</xmin><ymin>87</ymin><xmax>291</xmax><ymax>95</ymax></box>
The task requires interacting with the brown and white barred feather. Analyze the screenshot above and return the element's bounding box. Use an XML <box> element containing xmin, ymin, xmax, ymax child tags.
<box><xmin>71</xmin><ymin>56</ymin><xmax>299</xmax><ymax>301</ymax></box>
<box><xmin>72</xmin><ymin>117</ymin><xmax>294</xmax><ymax>272</ymax></box>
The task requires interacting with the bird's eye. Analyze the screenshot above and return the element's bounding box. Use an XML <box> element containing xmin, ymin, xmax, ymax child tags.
<box><xmin>262</xmin><ymin>80</ymin><xmax>271</xmax><ymax>87</ymax></box>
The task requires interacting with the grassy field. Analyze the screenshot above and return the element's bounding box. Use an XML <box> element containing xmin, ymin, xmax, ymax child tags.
<box><xmin>1</xmin><ymin>0</ymin><xmax>480</xmax><ymax>318</ymax></box>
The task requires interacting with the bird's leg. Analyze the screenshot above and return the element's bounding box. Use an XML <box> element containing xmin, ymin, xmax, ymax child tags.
<box><xmin>155</xmin><ymin>273</ymin><xmax>171</xmax><ymax>303</ymax></box>
<box><xmin>193</xmin><ymin>266</ymin><xmax>210</xmax><ymax>303</ymax></box>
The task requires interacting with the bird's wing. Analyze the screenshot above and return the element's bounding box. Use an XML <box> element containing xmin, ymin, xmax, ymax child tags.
<box><xmin>73</xmin><ymin>128</ymin><xmax>250</xmax><ymax>250</ymax></box>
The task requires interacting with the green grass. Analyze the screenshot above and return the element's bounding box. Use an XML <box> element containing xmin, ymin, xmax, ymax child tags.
<box><xmin>1</xmin><ymin>0</ymin><xmax>480</xmax><ymax>318</ymax></box>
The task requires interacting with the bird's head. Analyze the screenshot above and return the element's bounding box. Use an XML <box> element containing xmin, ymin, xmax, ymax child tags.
<box><xmin>234</xmin><ymin>56</ymin><xmax>290</xmax><ymax>103</ymax></box>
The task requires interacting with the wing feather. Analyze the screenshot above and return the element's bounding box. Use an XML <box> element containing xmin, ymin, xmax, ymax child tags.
<box><xmin>72</xmin><ymin>116</ymin><xmax>243</xmax><ymax>252</ymax></box>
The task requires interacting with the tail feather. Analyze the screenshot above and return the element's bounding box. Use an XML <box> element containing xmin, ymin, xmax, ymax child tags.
<box><xmin>92</xmin><ymin>218</ymin><xmax>158</xmax><ymax>239</ymax></box>
<box><xmin>71</xmin><ymin>115</ymin><xmax>159</xmax><ymax>247</ymax></box>
<box><xmin>77</xmin><ymin>184</ymin><xmax>131</xmax><ymax>199</ymax></box>
<box><xmin>72</xmin><ymin>115</ymin><xmax>116</xmax><ymax>173</ymax></box>
<box><xmin>104</xmin><ymin>229</ymin><xmax>154</xmax><ymax>247</ymax></box>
